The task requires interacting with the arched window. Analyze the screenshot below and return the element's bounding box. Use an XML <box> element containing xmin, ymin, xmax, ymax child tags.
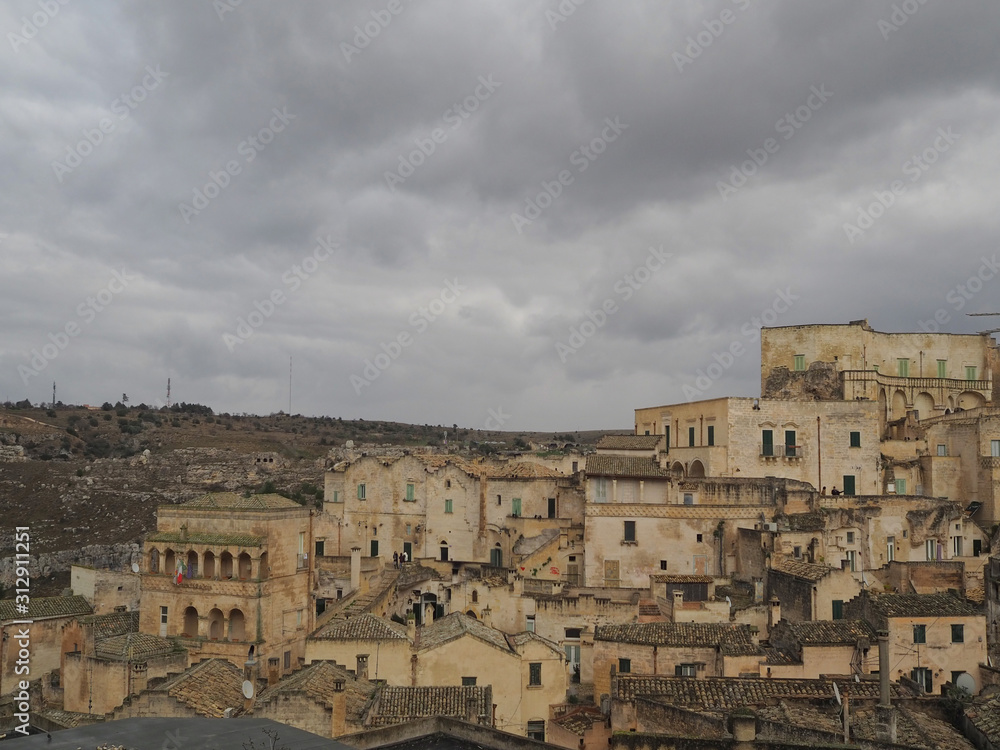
<box><xmin>183</xmin><ymin>606</ymin><xmax>199</xmax><ymax>637</ymax></box>
<box><xmin>149</xmin><ymin>548</ymin><xmax>160</xmax><ymax>574</ymax></box>
<box><xmin>229</xmin><ymin>608</ymin><xmax>246</xmax><ymax>641</ymax></box>
<box><xmin>259</xmin><ymin>552</ymin><xmax>268</xmax><ymax>580</ymax></box>
<box><xmin>164</xmin><ymin>549</ymin><xmax>176</xmax><ymax>576</ymax></box>
<box><xmin>208</xmin><ymin>608</ymin><xmax>224</xmax><ymax>640</ymax></box>
<box><xmin>203</xmin><ymin>551</ymin><xmax>216</xmax><ymax>578</ymax></box>
<box><xmin>220</xmin><ymin>552</ymin><xmax>234</xmax><ymax>579</ymax></box>
<box><xmin>186</xmin><ymin>550</ymin><xmax>198</xmax><ymax>578</ymax></box>
<box><xmin>238</xmin><ymin>553</ymin><xmax>252</xmax><ymax>580</ymax></box>
<box><xmin>471</xmin><ymin>590</ymin><xmax>478</xmax><ymax>604</ymax></box>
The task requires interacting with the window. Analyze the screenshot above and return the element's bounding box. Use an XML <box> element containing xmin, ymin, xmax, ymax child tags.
<box><xmin>846</xmin><ymin>531</ymin><xmax>855</xmax><ymax>544</ymax></box>
<box><xmin>707</xmin><ymin>425</ymin><xmax>715</xmax><ymax>446</ymax></box>
<box><xmin>913</xmin><ymin>624</ymin><xmax>926</xmax><ymax>644</ymax></box>
<box><xmin>832</xmin><ymin>600</ymin><xmax>844</xmax><ymax>620</ymax></box>
<box><xmin>794</xmin><ymin>354</ymin><xmax>805</xmax><ymax>371</ymax></box>
<box><xmin>937</xmin><ymin>444</ymin><xmax>948</xmax><ymax>456</ymax></box>
<box><xmin>160</xmin><ymin>606</ymin><xmax>168</xmax><ymax>624</ymax></box>
<box><xmin>937</xmin><ymin>359</ymin><xmax>947</xmax><ymax>378</ymax></box>
<box><xmin>952</xmin><ymin>624</ymin><xmax>965</xmax><ymax>643</ymax></box>
<box><xmin>793</xmin><ymin>546</ymin><xmax>802</xmax><ymax>560</ymax></box>
<box><xmin>565</xmin><ymin>628</ymin><xmax>581</xmax><ymax>639</ymax></box>
<box><xmin>898</xmin><ymin>358</ymin><xmax>909</xmax><ymax>377</ymax></box>
<box><xmin>696</xmin><ymin>533</ymin><xmax>703</xmax><ymax>543</ymax></box>
<box><xmin>618</xmin><ymin>658</ymin><xmax>631</xmax><ymax>674</ymax></box>
<box><xmin>688</xmin><ymin>426</ymin><xmax>695</xmax><ymax>446</ymax></box>
<box><xmin>405</xmin><ymin>483</ymin><xmax>415</xmax><ymax>502</ymax></box>
<box><xmin>462</xmin><ymin>676</ymin><xmax>477</xmax><ymax>686</ymax></box>
<box><xmin>445</xmin><ymin>499</ymin><xmax>453</xmax><ymax>514</ymax></box>
<box><xmin>526</xmin><ymin>615</ymin><xmax>535</xmax><ymax>633</ymax></box>
<box><xmin>845</xmin><ymin>550</ymin><xmax>856</xmax><ymax>572</ymax></box>
<box><xmin>887</xmin><ymin>536</ymin><xmax>895</xmax><ymax>562</ymax></box>
<box><xmin>954</xmin><ymin>536</ymin><xmax>963</xmax><ymax>557</ymax></box>
<box><xmin>529</xmin><ymin>662</ymin><xmax>542</xmax><ymax>686</ymax></box>
<box><xmin>406</xmin><ymin>524</ymin><xmax>411</xmax><ymax>535</ymax></box>
<box><xmin>665</xmin><ymin>426</ymin><xmax>670</xmax><ymax>451</ymax></box>
<box><xmin>511</xmin><ymin>498</ymin><xmax>522</xmax><ymax>517</ymax></box>
<box><xmin>762</xmin><ymin>429</ymin><xmax>774</xmax><ymax>457</ymax></box>
<box><xmin>683</xmin><ymin>493</ymin><xmax>694</xmax><ymax>505</ymax></box>
<box><xmin>526</xmin><ymin>721</ymin><xmax>545</xmax><ymax>742</ymax></box>
<box><xmin>784</xmin><ymin>430</ymin><xmax>796</xmax><ymax>457</ymax></box>
<box><xmin>283</xmin><ymin>651</ymin><xmax>291</xmax><ymax>670</ymax></box>
<box><xmin>594</xmin><ymin>478</ymin><xmax>607</xmax><ymax>502</ymax></box>
<box><xmin>675</xmin><ymin>664</ymin><xmax>697</xmax><ymax>677</ymax></box>
<box><xmin>446</xmin><ymin>479</ymin><xmax>451</xmax><ymax>489</ymax></box>
<box><xmin>332</xmin><ymin>490</ymin><xmax>340</xmax><ymax>503</ymax></box>
<box><xmin>926</xmin><ymin>539</ymin><xmax>938</xmax><ymax>561</ymax></box>
<box><xmin>912</xmin><ymin>667</ymin><xmax>932</xmax><ymax>693</ymax></box>
<box><xmin>992</xmin><ymin>440</ymin><xmax>1000</xmax><ymax>457</ymax></box>
<box><xmin>967</xmin><ymin>366</ymin><xmax>977</xmax><ymax>381</ymax></box>
<box><xmin>357</xmin><ymin>483</ymin><xmax>366</xmax><ymax>500</ymax></box>
<box><xmin>315</xmin><ymin>540</ymin><xmax>325</xmax><ymax>557</ymax></box>
<box><xmin>660</xmin><ymin>560</ymin><xmax>668</xmax><ymax>570</ymax></box>
<box><xmin>624</xmin><ymin>521</ymin><xmax>636</xmax><ymax>543</ymax></box>
<box><xmin>370</xmin><ymin>540</ymin><xmax>378</xmax><ymax>557</ymax></box>
<box><xmin>842</xmin><ymin>475</ymin><xmax>856</xmax><ymax>496</ymax></box>
<box><xmin>895</xmin><ymin>479</ymin><xmax>906</xmax><ymax>495</ymax></box>
<box><xmin>850</xmin><ymin>431</ymin><xmax>861</xmax><ymax>448</ymax></box>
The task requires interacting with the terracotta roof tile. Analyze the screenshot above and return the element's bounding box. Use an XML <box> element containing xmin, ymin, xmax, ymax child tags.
<box><xmin>596</xmin><ymin>622</ymin><xmax>758</xmax><ymax>655</ymax></box>
<box><xmin>864</xmin><ymin>591</ymin><xmax>981</xmax><ymax>618</ymax></box>
<box><xmin>585</xmin><ymin>455</ymin><xmax>671</xmax><ymax>479</ymax></box>
<box><xmin>94</xmin><ymin>632</ymin><xmax>178</xmax><ymax>661</ymax></box>
<box><xmin>417</xmin><ymin>612</ymin><xmax>511</xmax><ymax>653</ymax></box>
<box><xmin>649</xmin><ymin>574</ymin><xmax>714</xmax><ymax>584</ymax></box>
<box><xmin>0</xmin><ymin>595</ymin><xmax>92</xmax><ymax>622</ymax></box>
<box><xmin>553</xmin><ymin>706</ymin><xmax>604</xmax><ymax>735</ymax></box>
<box><xmin>771</xmin><ymin>558</ymin><xmax>837</xmax><ymax>582</ymax></box>
<box><xmin>782</xmin><ymin>619</ymin><xmax>876</xmax><ymax>646</ymax></box>
<box><xmin>311</xmin><ymin>614</ymin><xmax>409</xmax><ymax>641</ymax></box>
<box><xmin>146</xmin><ymin>531</ymin><xmax>264</xmax><ymax>547</ymax></box>
<box><xmin>368</xmin><ymin>685</ymin><xmax>492</xmax><ymax>726</ymax></box>
<box><xmin>596</xmin><ymin>435</ymin><xmax>664</xmax><ymax>451</ymax></box>
<box><xmin>180</xmin><ymin>492</ymin><xmax>301</xmax><ymax>510</ymax></box>
<box><xmin>156</xmin><ymin>658</ymin><xmax>246</xmax><ymax>718</ymax></box>
<box><xmin>257</xmin><ymin>661</ymin><xmax>376</xmax><ymax>722</ymax></box>
<box><xmin>617</xmin><ymin>676</ymin><xmax>901</xmax><ymax>708</ymax></box>
<box><xmin>77</xmin><ymin>610</ymin><xmax>139</xmax><ymax>640</ymax></box>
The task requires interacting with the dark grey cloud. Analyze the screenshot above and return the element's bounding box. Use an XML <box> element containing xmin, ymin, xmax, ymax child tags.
<box><xmin>2</xmin><ymin>0</ymin><xmax>999</xmax><ymax>429</ymax></box>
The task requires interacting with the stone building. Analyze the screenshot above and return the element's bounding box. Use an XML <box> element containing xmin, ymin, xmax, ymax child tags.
<box><xmin>138</xmin><ymin>492</ymin><xmax>314</xmax><ymax>678</ymax></box>
<box><xmin>0</xmin><ymin>595</ymin><xmax>92</xmax><ymax>695</ymax></box>
<box><xmin>111</xmin><ymin>657</ymin><xmax>247</xmax><ymax>719</ymax></box>
<box><xmin>766</xmin><ymin>618</ymin><xmax>876</xmax><ymax>679</ymax></box>
<box><xmin>843</xmin><ymin>590</ymin><xmax>986</xmax><ymax>694</ymax></box>
<box><xmin>304</xmin><ymin>613</ymin><xmax>411</xmax><ymax>681</ymax></box>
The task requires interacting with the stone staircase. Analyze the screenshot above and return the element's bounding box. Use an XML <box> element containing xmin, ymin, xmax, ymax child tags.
<box><xmin>637</xmin><ymin>599</ymin><xmax>665</xmax><ymax>622</ymax></box>
<box><xmin>314</xmin><ymin>567</ymin><xmax>400</xmax><ymax>629</ymax></box>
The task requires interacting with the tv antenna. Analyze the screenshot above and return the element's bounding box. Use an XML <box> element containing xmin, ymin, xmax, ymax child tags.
<box><xmin>966</xmin><ymin>312</ymin><xmax>1000</xmax><ymax>335</ymax></box>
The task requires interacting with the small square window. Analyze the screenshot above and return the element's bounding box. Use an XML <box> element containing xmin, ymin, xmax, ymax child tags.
<box><xmin>937</xmin><ymin>359</ymin><xmax>947</xmax><ymax>378</ymax></box>
<box><xmin>624</xmin><ymin>521</ymin><xmax>636</xmax><ymax>543</ymax></box>
<box><xmin>675</xmin><ymin>663</ymin><xmax>696</xmax><ymax>677</ymax></box>
<box><xmin>446</xmin><ymin>480</ymin><xmax>452</xmax><ymax>489</ymax></box>
<box><xmin>898</xmin><ymin>359</ymin><xmax>909</xmax><ymax>377</ymax></box>
<box><xmin>793</xmin><ymin>546</ymin><xmax>802</xmax><ymax>560</ymax></box>
<box><xmin>618</xmin><ymin>658</ymin><xmax>631</xmax><ymax>674</ymax></box>
<box><xmin>966</xmin><ymin>366</ymin><xmax>977</xmax><ymax>381</ymax></box>
<box><xmin>850</xmin><ymin>431</ymin><xmax>861</xmax><ymax>448</ymax></box>
<box><xmin>357</xmin><ymin>483</ymin><xmax>366</xmax><ymax>500</ymax></box>
<box><xmin>951</xmin><ymin>624</ymin><xmax>964</xmax><ymax>643</ymax></box>
<box><xmin>847</xmin><ymin>531</ymin><xmax>855</xmax><ymax>544</ymax></box>
<box><xmin>526</xmin><ymin>615</ymin><xmax>535</xmax><ymax>633</ymax></box>
<box><xmin>707</xmin><ymin>425</ymin><xmax>715</xmax><ymax>446</ymax></box>
<box><xmin>405</xmin><ymin>483</ymin><xmax>415</xmax><ymax>502</ymax></box>
<box><xmin>794</xmin><ymin>355</ymin><xmax>805</xmax><ymax>371</ymax></box>
<box><xmin>660</xmin><ymin>560</ymin><xmax>668</xmax><ymax>570</ymax></box>
<box><xmin>445</xmin><ymin>499</ymin><xmax>453</xmax><ymax>514</ymax></box>
<box><xmin>938</xmin><ymin>444</ymin><xmax>948</xmax><ymax>457</ymax></box>
<box><xmin>462</xmin><ymin>676</ymin><xmax>477</xmax><ymax>686</ymax></box>
<box><xmin>529</xmin><ymin>662</ymin><xmax>542</xmax><ymax>686</ymax></box>
<box><xmin>696</xmin><ymin>533</ymin><xmax>703</xmax><ymax>543</ymax></box>
<box><xmin>913</xmin><ymin>624</ymin><xmax>926</xmax><ymax>644</ymax></box>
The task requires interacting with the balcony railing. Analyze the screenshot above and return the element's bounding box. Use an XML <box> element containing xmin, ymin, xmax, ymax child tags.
<box><xmin>760</xmin><ymin>445</ymin><xmax>802</xmax><ymax>458</ymax></box>
<box><xmin>841</xmin><ymin>370</ymin><xmax>991</xmax><ymax>391</ymax></box>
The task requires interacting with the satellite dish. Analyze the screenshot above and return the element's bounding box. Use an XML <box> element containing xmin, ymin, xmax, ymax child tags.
<box><xmin>242</xmin><ymin>680</ymin><xmax>254</xmax><ymax>699</ymax></box>
<box><xmin>956</xmin><ymin>673</ymin><xmax>976</xmax><ymax>695</ymax></box>
<box><xmin>131</xmin><ymin>562</ymin><xmax>140</xmax><ymax>573</ymax></box>
<box><xmin>833</xmin><ymin>682</ymin><xmax>842</xmax><ymax>705</ymax></box>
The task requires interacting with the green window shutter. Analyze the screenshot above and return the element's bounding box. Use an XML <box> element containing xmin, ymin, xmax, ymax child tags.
<box><xmin>357</xmin><ymin>484</ymin><xmax>365</xmax><ymax>500</ymax></box>
<box><xmin>784</xmin><ymin>430</ymin><xmax>796</xmax><ymax>457</ymax></box>
<box><xmin>688</xmin><ymin>426</ymin><xmax>695</xmax><ymax>446</ymax></box>
<box><xmin>850</xmin><ymin>431</ymin><xmax>861</xmax><ymax>448</ymax></box>
<box><xmin>967</xmin><ymin>366</ymin><xmax>977</xmax><ymax>380</ymax></box>
<box><xmin>937</xmin><ymin>360</ymin><xmax>947</xmax><ymax>378</ymax></box>
<box><xmin>762</xmin><ymin>430</ymin><xmax>773</xmax><ymax>457</ymax></box>
<box><xmin>898</xmin><ymin>359</ymin><xmax>909</xmax><ymax>377</ymax></box>
<box><xmin>405</xmin><ymin>483</ymin><xmax>414</xmax><ymax>502</ymax></box>
<box><xmin>665</xmin><ymin>426</ymin><xmax>670</xmax><ymax>451</ymax></box>
<box><xmin>445</xmin><ymin>499</ymin><xmax>453</xmax><ymax>514</ymax></box>
<box><xmin>832</xmin><ymin>600</ymin><xmax>843</xmax><ymax>620</ymax></box>
<box><xmin>512</xmin><ymin>498</ymin><xmax>521</xmax><ymax>516</ymax></box>
<box><xmin>895</xmin><ymin>479</ymin><xmax>906</xmax><ymax>495</ymax></box>
<box><xmin>793</xmin><ymin>355</ymin><xmax>805</xmax><ymax>371</ymax></box>
<box><xmin>843</xmin><ymin>475</ymin><xmax>856</xmax><ymax>496</ymax></box>
<box><xmin>707</xmin><ymin>426</ymin><xmax>715</xmax><ymax>446</ymax></box>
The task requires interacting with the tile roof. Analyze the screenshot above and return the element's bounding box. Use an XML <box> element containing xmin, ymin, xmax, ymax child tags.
<box><xmin>770</xmin><ymin>557</ymin><xmax>837</xmax><ymax>582</ymax></box>
<box><xmin>367</xmin><ymin>686</ymin><xmax>492</xmax><ymax>726</ymax></box>
<box><xmin>77</xmin><ymin>610</ymin><xmax>139</xmax><ymax>640</ymax></box>
<box><xmin>596</xmin><ymin>435</ymin><xmax>663</xmax><ymax>451</ymax></box>
<box><xmin>0</xmin><ymin>594</ymin><xmax>92</xmax><ymax>622</ymax></box>
<box><xmin>585</xmin><ymin>454</ymin><xmax>671</xmax><ymax>479</ymax></box>
<box><xmin>311</xmin><ymin>613</ymin><xmax>409</xmax><ymax>641</ymax></box>
<box><xmin>864</xmin><ymin>591</ymin><xmax>981</xmax><ymax>618</ymax></box>
<box><xmin>180</xmin><ymin>492</ymin><xmax>301</xmax><ymax>510</ymax></box>
<box><xmin>146</xmin><ymin>531</ymin><xmax>264</xmax><ymax>547</ymax></box>
<box><xmin>416</xmin><ymin>612</ymin><xmax>512</xmax><ymax>653</ymax></box>
<box><xmin>257</xmin><ymin>660</ymin><xmax>376</xmax><ymax>722</ymax></box>
<box><xmin>782</xmin><ymin>619</ymin><xmax>876</xmax><ymax>646</ymax></box>
<box><xmin>853</xmin><ymin>704</ymin><xmax>976</xmax><ymax>749</ymax></box>
<box><xmin>649</xmin><ymin>574</ymin><xmax>714</xmax><ymax>584</ymax></box>
<box><xmin>966</xmin><ymin>694</ymin><xmax>1000</xmax><ymax>748</ymax></box>
<box><xmin>94</xmin><ymin>632</ymin><xmax>178</xmax><ymax>661</ymax></box>
<box><xmin>617</xmin><ymin>676</ymin><xmax>899</xmax><ymax>708</ymax></box>
<box><xmin>761</xmin><ymin>647</ymin><xmax>800</xmax><ymax>666</ymax></box>
<box><xmin>155</xmin><ymin>658</ymin><xmax>246</xmax><ymax>718</ymax></box>
<box><xmin>482</xmin><ymin>462</ymin><xmax>563</xmax><ymax>479</ymax></box>
<box><xmin>552</xmin><ymin>706</ymin><xmax>604</xmax><ymax>735</ymax></box>
<box><xmin>596</xmin><ymin>622</ymin><xmax>758</xmax><ymax>655</ymax></box>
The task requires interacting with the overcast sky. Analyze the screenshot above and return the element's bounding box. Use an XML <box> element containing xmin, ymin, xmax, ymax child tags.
<box><xmin>2</xmin><ymin>1</ymin><xmax>999</xmax><ymax>431</ymax></box>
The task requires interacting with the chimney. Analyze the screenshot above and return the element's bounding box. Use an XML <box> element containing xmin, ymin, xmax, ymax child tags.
<box><xmin>481</xmin><ymin>606</ymin><xmax>492</xmax><ymax>628</ymax></box>
<box><xmin>267</xmin><ymin>657</ymin><xmax>280</xmax><ymax>686</ymax></box>
<box><xmin>356</xmin><ymin>654</ymin><xmax>369</xmax><ymax>681</ymax></box>
<box><xmin>842</xmin><ymin>690</ymin><xmax>850</xmax><ymax>744</ymax></box>
<box><xmin>768</xmin><ymin>596</ymin><xmax>781</xmax><ymax>632</ymax></box>
<box><xmin>877</xmin><ymin>630</ymin><xmax>890</xmax><ymax>707</ymax></box>
<box><xmin>672</xmin><ymin>590</ymin><xmax>684</xmax><ymax>622</ymax></box>
<box><xmin>466</xmin><ymin>695</ymin><xmax>479</xmax><ymax>723</ymax></box>
<box><xmin>350</xmin><ymin>547</ymin><xmax>362</xmax><ymax>592</ymax></box>
<box><xmin>331</xmin><ymin>679</ymin><xmax>347</xmax><ymax>737</ymax></box>
<box><xmin>425</xmin><ymin>602</ymin><xmax>435</xmax><ymax>625</ymax></box>
<box><xmin>559</xmin><ymin>529</ymin><xmax>568</xmax><ymax>549</ymax></box>
<box><xmin>407</xmin><ymin>615</ymin><xmax>416</xmax><ymax>642</ymax></box>
<box><xmin>730</xmin><ymin>710</ymin><xmax>757</xmax><ymax>749</ymax></box>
